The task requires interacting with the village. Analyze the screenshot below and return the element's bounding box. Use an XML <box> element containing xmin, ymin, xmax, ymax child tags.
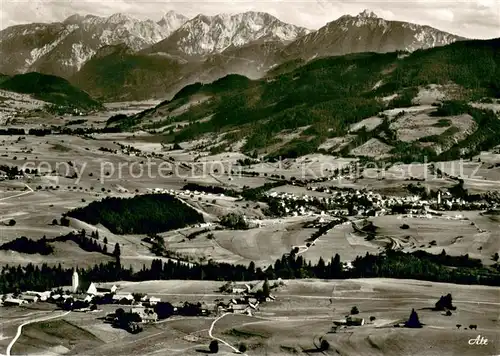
<box><xmin>0</xmin><ymin>271</ymin><xmax>278</xmax><ymax>335</ymax></box>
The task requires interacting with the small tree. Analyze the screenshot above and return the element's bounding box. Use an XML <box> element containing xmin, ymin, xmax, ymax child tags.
<box><xmin>7</xmin><ymin>219</ymin><xmax>16</xmax><ymax>226</ymax></box>
<box><xmin>492</xmin><ymin>252</ymin><xmax>499</xmax><ymax>262</ymax></box>
<box><xmin>405</xmin><ymin>308</ymin><xmax>422</xmax><ymax>328</ymax></box>
<box><xmin>262</xmin><ymin>278</ymin><xmax>270</xmax><ymax>298</ymax></box>
<box><xmin>370</xmin><ymin>316</ymin><xmax>376</xmax><ymax>322</ymax></box>
<box><xmin>103</xmin><ymin>237</ymin><xmax>108</xmax><ymax>244</ymax></box>
<box><xmin>320</xmin><ymin>339</ymin><xmax>330</xmax><ymax>351</ymax></box>
<box><xmin>435</xmin><ymin>293</ymin><xmax>456</xmax><ymax>311</ymax></box>
<box><xmin>350</xmin><ymin>306</ymin><xmax>359</xmax><ymax>315</ymax></box>
<box><xmin>60</xmin><ymin>217</ymin><xmax>70</xmax><ymax>227</ymax></box>
<box><xmin>113</xmin><ymin>243</ymin><xmax>121</xmax><ymax>258</ymax></box>
<box><xmin>52</xmin><ymin>219</ymin><xmax>58</xmax><ymax>225</ymax></box>
<box><xmin>115</xmin><ymin>308</ymin><xmax>125</xmax><ymax>320</ymax></box>
<box><xmin>209</xmin><ymin>340</ymin><xmax>219</xmax><ymax>353</ymax></box>
<box><xmin>239</xmin><ymin>343</ymin><xmax>247</xmax><ymax>353</ymax></box>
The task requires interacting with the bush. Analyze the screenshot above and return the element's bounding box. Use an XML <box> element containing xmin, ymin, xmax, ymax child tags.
<box><xmin>238</xmin><ymin>343</ymin><xmax>247</xmax><ymax>353</ymax></box>
<box><xmin>0</xmin><ymin>236</ymin><xmax>54</xmax><ymax>255</ymax></box>
<box><xmin>7</xmin><ymin>219</ymin><xmax>16</xmax><ymax>226</ymax></box>
<box><xmin>370</xmin><ymin>316</ymin><xmax>376</xmax><ymax>322</ymax></box>
<box><xmin>209</xmin><ymin>340</ymin><xmax>219</xmax><ymax>353</ymax></box>
<box><xmin>60</xmin><ymin>217</ymin><xmax>70</xmax><ymax>227</ymax></box>
<box><xmin>350</xmin><ymin>306</ymin><xmax>359</xmax><ymax>315</ymax></box>
<box><xmin>400</xmin><ymin>224</ymin><xmax>410</xmax><ymax>230</ymax></box>
<box><xmin>52</xmin><ymin>219</ymin><xmax>58</xmax><ymax>225</ymax></box>
<box><xmin>320</xmin><ymin>339</ymin><xmax>330</xmax><ymax>351</ymax></box>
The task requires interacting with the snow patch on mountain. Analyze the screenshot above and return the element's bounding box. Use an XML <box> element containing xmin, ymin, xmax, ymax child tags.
<box><xmin>63</xmin><ymin>43</ymin><xmax>96</xmax><ymax>71</ymax></box>
<box><xmin>25</xmin><ymin>25</ymin><xmax>77</xmax><ymax>69</ymax></box>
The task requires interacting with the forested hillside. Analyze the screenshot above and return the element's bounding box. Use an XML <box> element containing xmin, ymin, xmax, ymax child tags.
<box><xmin>67</xmin><ymin>194</ymin><xmax>204</xmax><ymax>234</ymax></box>
<box><xmin>0</xmin><ymin>72</ymin><xmax>101</xmax><ymax>110</ymax></box>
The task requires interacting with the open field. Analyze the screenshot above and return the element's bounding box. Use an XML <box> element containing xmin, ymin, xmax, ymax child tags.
<box><xmin>1</xmin><ymin>279</ymin><xmax>498</xmax><ymax>355</ymax></box>
<box><xmin>163</xmin><ymin>216</ymin><xmax>317</xmax><ymax>267</ymax></box>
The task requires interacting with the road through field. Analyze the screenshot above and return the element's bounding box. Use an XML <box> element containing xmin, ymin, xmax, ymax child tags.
<box><xmin>0</xmin><ymin>184</ymin><xmax>33</xmax><ymax>203</ymax></box>
<box><xmin>4</xmin><ymin>310</ymin><xmax>70</xmax><ymax>356</ymax></box>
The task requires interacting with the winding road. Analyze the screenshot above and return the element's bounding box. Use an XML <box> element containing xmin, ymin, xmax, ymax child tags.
<box><xmin>0</xmin><ymin>184</ymin><xmax>33</xmax><ymax>203</ymax></box>
<box><xmin>208</xmin><ymin>313</ymin><xmax>246</xmax><ymax>355</ymax></box>
<box><xmin>5</xmin><ymin>311</ymin><xmax>71</xmax><ymax>356</ymax></box>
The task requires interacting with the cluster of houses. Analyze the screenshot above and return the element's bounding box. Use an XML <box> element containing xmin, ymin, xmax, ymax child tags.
<box><xmin>264</xmin><ymin>187</ymin><xmax>498</xmax><ymax>220</ymax></box>
<box><xmin>2</xmin><ymin>290</ymin><xmax>52</xmax><ymax>306</ymax></box>
<box><xmin>1</xmin><ymin>273</ymin><xmax>277</xmax><ymax>326</ymax></box>
<box><xmin>0</xmin><ymin>272</ymin><xmax>160</xmax><ymax>315</ymax></box>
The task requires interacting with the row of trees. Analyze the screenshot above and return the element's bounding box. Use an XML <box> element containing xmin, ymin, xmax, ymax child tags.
<box><xmin>0</xmin><ymin>236</ymin><xmax>54</xmax><ymax>255</ymax></box>
<box><xmin>0</xmin><ymin>230</ymin><xmax>120</xmax><ymax>258</ymax></box>
<box><xmin>3</xmin><ymin>245</ymin><xmax>499</xmax><ymax>294</ymax></box>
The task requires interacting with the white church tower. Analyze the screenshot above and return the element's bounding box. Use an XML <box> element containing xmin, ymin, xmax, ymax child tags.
<box><xmin>72</xmin><ymin>270</ymin><xmax>79</xmax><ymax>293</ymax></box>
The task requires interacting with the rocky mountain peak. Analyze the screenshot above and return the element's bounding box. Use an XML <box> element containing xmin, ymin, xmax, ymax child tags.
<box><xmin>158</xmin><ymin>10</ymin><xmax>188</xmax><ymax>28</ymax></box>
<box><xmin>106</xmin><ymin>13</ymin><xmax>135</xmax><ymax>24</ymax></box>
<box><xmin>147</xmin><ymin>11</ymin><xmax>310</xmax><ymax>57</ymax></box>
<box><xmin>358</xmin><ymin>10</ymin><xmax>379</xmax><ymax>19</ymax></box>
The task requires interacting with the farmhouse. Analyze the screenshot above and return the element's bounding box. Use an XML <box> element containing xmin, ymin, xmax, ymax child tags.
<box><xmin>74</xmin><ymin>294</ymin><xmax>94</xmax><ymax>303</ymax></box>
<box><xmin>87</xmin><ymin>282</ymin><xmax>118</xmax><ymax>295</ymax></box>
<box><xmin>24</xmin><ymin>291</ymin><xmax>51</xmax><ymax>301</ymax></box>
<box><xmin>346</xmin><ymin>316</ymin><xmax>365</xmax><ymax>326</ymax></box>
<box><xmin>20</xmin><ymin>294</ymin><xmax>39</xmax><ymax>303</ymax></box>
<box><xmin>228</xmin><ymin>302</ymin><xmax>252</xmax><ymax>315</ymax></box>
<box><xmin>141</xmin><ymin>296</ymin><xmax>161</xmax><ymax>305</ymax></box>
<box><xmin>130</xmin><ymin>306</ymin><xmax>158</xmax><ymax>323</ymax></box>
<box><xmin>232</xmin><ymin>286</ymin><xmax>248</xmax><ymax>294</ymax></box>
<box><xmin>113</xmin><ymin>293</ymin><xmax>134</xmax><ymax>304</ymax></box>
<box><xmin>3</xmin><ymin>298</ymin><xmax>28</xmax><ymax>306</ymax></box>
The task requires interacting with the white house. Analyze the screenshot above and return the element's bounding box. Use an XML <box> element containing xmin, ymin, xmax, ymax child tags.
<box><xmin>113</xmin><ymin>293</ymin><xmax>134</xmax><ymax>303</ymax></box>
<box><xmin>25</xmin><ymin>291</ymin><xmax>51</xmax><ymax>301</ymax></box>
<box><xmin>20</xmin><ymin>294</ymin><xmax>39</xmax><ymax>303</ymax></box>
<box><xmin>87</xmin><ymin>283</ymin><xmax>118</xmax><ymax>295</ymax></box>
<box><xmin>147</xmin><ymin>297</ymin><xmax>161</xmax><ymax>305</ymax></box>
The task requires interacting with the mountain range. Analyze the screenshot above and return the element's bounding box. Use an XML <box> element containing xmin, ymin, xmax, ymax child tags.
<box><xmin>0</xmin><ymin>10</ymin><xmax>465</xmax><ymax>101</ymax></box>
<box><xmin>0</xmin><ymin>11</ymin><xmax>189</xmax><ymax>78</ymax></box>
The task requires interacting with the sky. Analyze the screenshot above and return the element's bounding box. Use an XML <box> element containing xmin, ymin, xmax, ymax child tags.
<box><xmin>0</xmin><ymin>0</ymin><xmax>499</xmax><ymax>39</ymax></box>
